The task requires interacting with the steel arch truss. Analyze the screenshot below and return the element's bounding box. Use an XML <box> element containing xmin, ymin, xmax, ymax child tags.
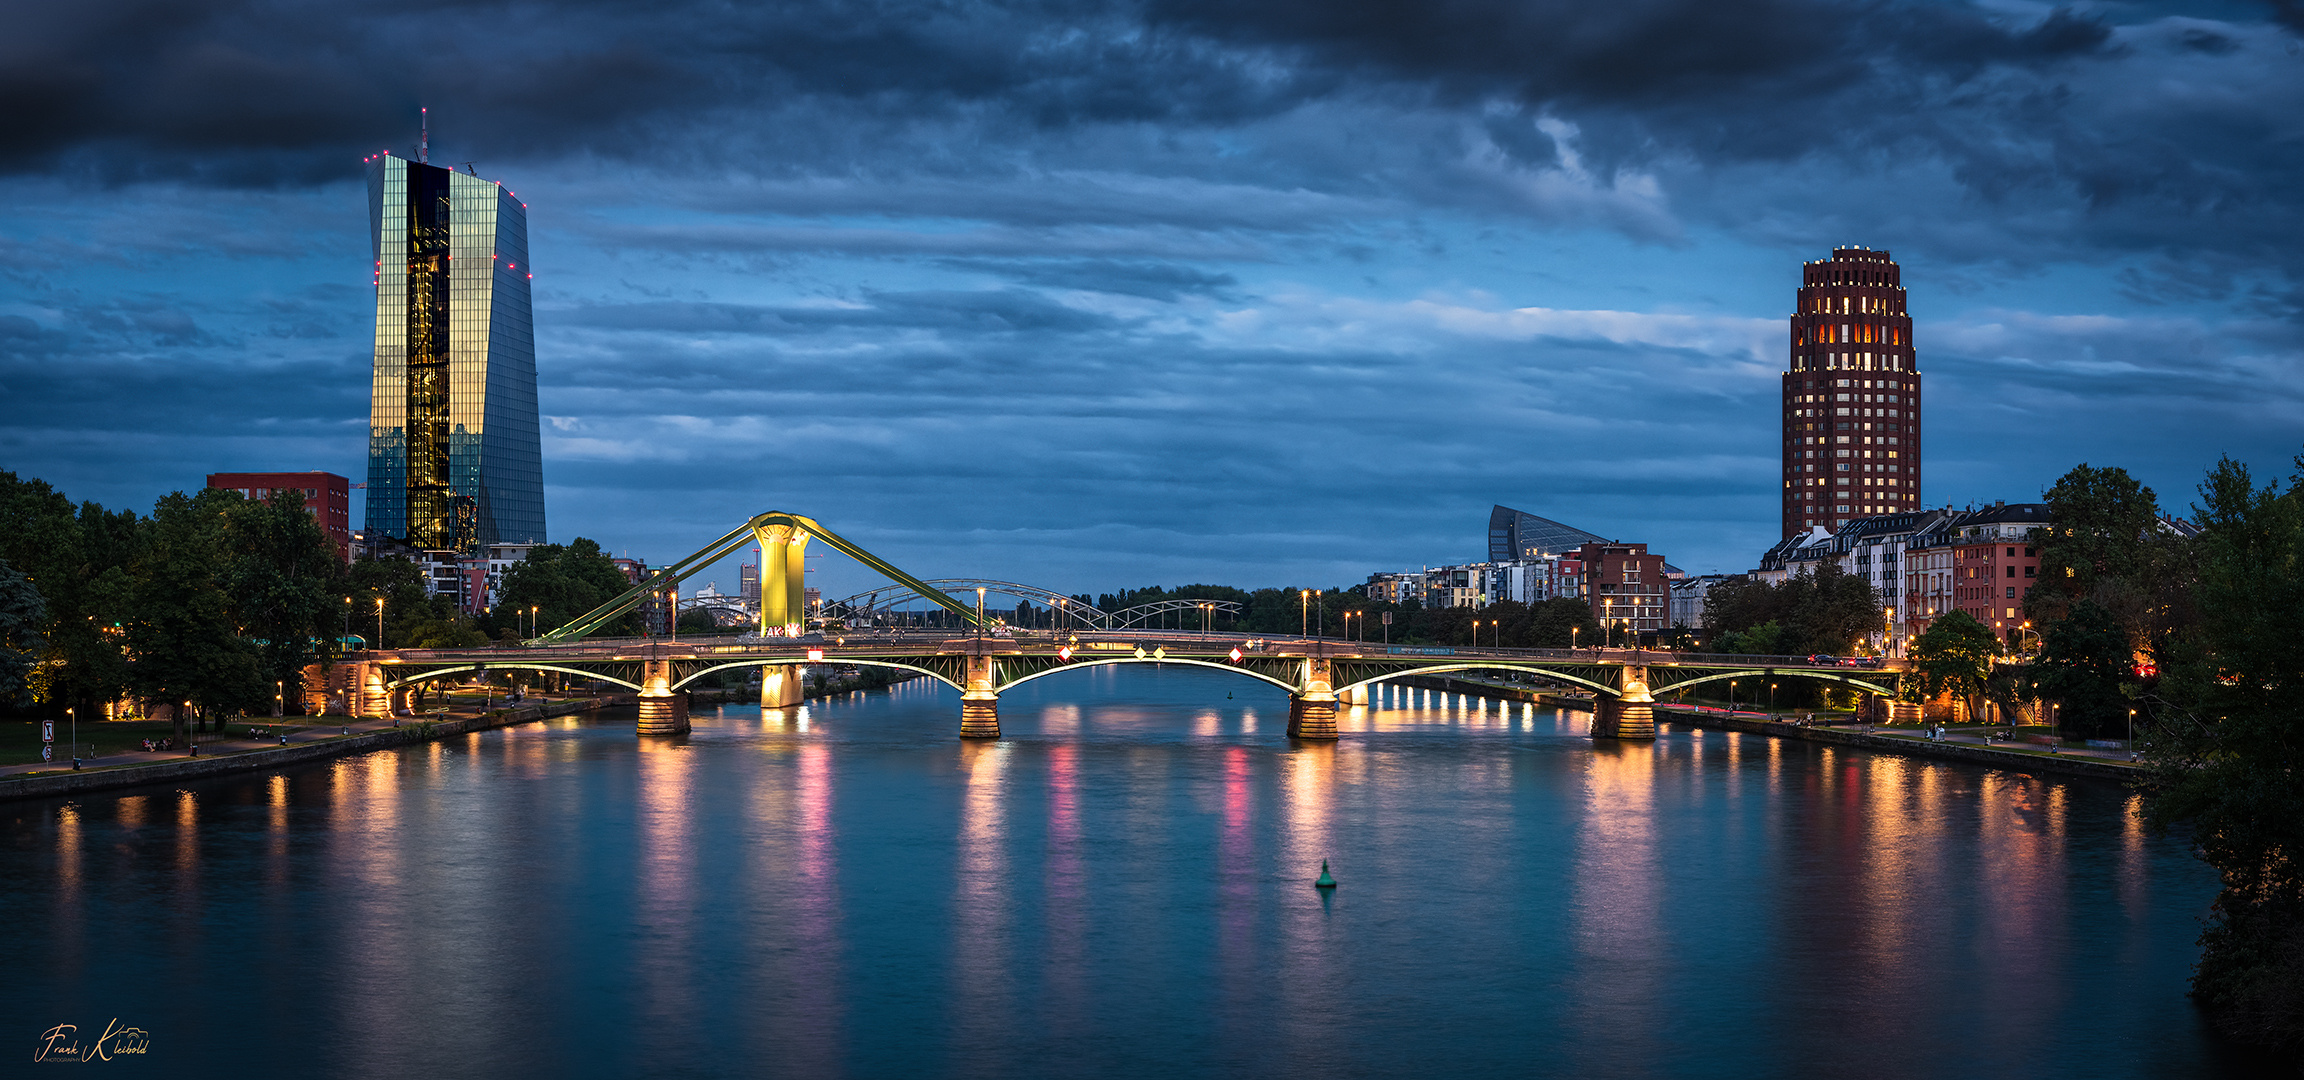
<box><xmin>383</xmin><ymin>662</ymin><xmax>647</xmax><ymax>692</ymax></box>
<box><xmin>1332</xmin><ymin>661</ymin><xmax>1624</xmax><ymax>698</ymax></box>
<box><xmin>1105</xmin><ymin>599</ymin><xmax>1245</xmax><ymax>631</ymax></box>
<box><xmin>1645</xmin><ymin>667</ymin><xmax>1898</xmax><ymax>698</ymax></box>
<box><xmin>670</xmin><ymin>657</ymin><xmax>967</xmax><ymax>693</ymax></box>
<box><xmin>995</xmin><ymin>654</ymin><xmax>1304</xmax><ymax>695</ymax></box>
<box><xmin>826</xmin><ymin>579</ymin><xmax>1092</xmax><ymax>626</ymax></box>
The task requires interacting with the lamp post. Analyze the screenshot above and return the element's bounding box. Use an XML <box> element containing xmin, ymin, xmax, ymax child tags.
<box><xmin>2128</xmin><ymin>707</ymin><xmax>2137</xmax><ymax>761</ymax></box>
<box><xmin>1604</xmin><ymin>599</ymin><xmax>1615</xmax><ymax>648</ymax></box>
<box><xmin>1300</xmin><ymin>590</ymin><xmax>1309</xmax><ymax>637</ymax></box>
<box><xmin>1730</xmin><ymin>679</ymin><xmax>1737</xmax><ymax>716</ymax></box>
<box><xmin>530</xmin><ymin>605</ymin><xmax>539</xmax><ymax>640</ymax></box>
<box><xmin>67</xmin><ymin>706</ymin><xmax>76</xmax><ymax>766</ymax></box>
<box><xmin>1317</xmin><ymin>590</ymin><xmax>1324</xmax><ymax>638</ymax></box>
<box><xmin>1571</xmin><ymin>625</ymin><xmax>1580</xmax><ymax>652</ymax></box>
<box><xmin>342</xmin><ymin>596</ymin><xmax>352</xmax><ymax>652</ymax></box>
<box><xmin>1771</xmin><ymin>682</ymin><xmax>1778</xmax><ymax>714</ymax></box>
<box><xmin>274</xmin><ymin>680</ymin><xmax>284</xmax><ymax>718</ymax></box>
<box><xmin>376</xmin><ymin>597</ymin><xmax>385</xmax><ymax>651</ymax></box>
<box><xmin>977</xmin><ymin>587</ymin><xmax>987</xmax><ymax>641</ymax></box>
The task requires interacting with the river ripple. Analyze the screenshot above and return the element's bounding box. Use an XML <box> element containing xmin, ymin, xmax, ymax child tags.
<box><xmin>0</xmin><ymin>667</ymin><xmax>2251</xmax><ymax>1077</ymax></box>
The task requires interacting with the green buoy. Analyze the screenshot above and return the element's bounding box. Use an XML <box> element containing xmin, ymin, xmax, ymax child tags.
<box><xmin>1314</xmin><ymin>860</ymin><xmax>1337</xmax><ymax>889</ymax></box>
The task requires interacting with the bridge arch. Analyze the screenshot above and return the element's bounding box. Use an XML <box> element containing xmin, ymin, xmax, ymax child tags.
<box><xmin>384</xmin><ymin>664</ymin><xmax>644</xmax><ymax>692</ymax></box>
<box><xmin>1650</xmin><ymin>668</ymin><xmax>1897</xmax><ymax>698</ymax></box>
<box><xmin>996</xmin><ymin>656</ymin><xmax>1301</xmax><ymax>696</ymax></box>
<box><xmin>670</xmin><ymin>658</ymin><xmax>964</xmax><ymax>693</ymax></box>
<box><xmin>1335</xmin><ymin>662</ymin><xmax>1622</xmax><ymax>699</ymax></box>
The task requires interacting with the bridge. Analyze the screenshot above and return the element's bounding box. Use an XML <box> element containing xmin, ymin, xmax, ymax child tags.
<box><xmin>337</xmin><ymin>511</ymin><xmax>1909</xmax><ymax>741</ymax></box>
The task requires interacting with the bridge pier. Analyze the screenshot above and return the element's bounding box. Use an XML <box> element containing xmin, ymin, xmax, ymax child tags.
<box><xmin>1591</xmin><ymin>665</ymin><xmax>1657</xmax><ymax>740</ymax></box>
<box><xmin>1288</xmin><ymin>657</ymin><xmax>1340</xmax><ymax>740</ymax></box>
<box><xmin>1341</xmin><ymin>684</ymin><xmax>1369</xmax><ymax>706</ymax></box>
<box><xmin>761</xmin><ymin>664</ymin><xmax>804</xmax><ymax>709</ymax></box>
<box><xmin>388</xmin><ymin>685</ymin><xmax>417</xmax><ymax>717</ymax></box>
<box><xmin>355</xmin><ymin>662</ymin><xmax>390</xmax><ymax>718</ymax></box>
<box><xmin>637</xmin><ymin>657</ymin><xmax>690</xmax><ymax>736</ymax></box>
<box><xmin>960</xmin><ymin>655</ymin><xmax>1000</xmax><ymax>738</ymax></box>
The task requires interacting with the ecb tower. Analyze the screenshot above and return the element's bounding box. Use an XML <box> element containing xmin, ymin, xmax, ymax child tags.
<box><xmin>363</xmin><ymin>148</ymin><xmax>545</xmax><ymax>552</ymax></box>
<box><xmin>1782</xmin><ymin>247</ymin><xmax>1920</xmax><ymax>539</ymax></box>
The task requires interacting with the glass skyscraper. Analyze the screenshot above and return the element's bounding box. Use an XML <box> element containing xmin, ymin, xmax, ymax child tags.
<box><xmin>364</xmin><ymin>152</ymin><xmax>545</xmax><ymax>552</ymax></box>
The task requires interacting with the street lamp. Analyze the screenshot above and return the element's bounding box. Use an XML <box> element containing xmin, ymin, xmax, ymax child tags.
<box><xmin>1571</xmin><ymin>625</ymin><xmax>1580</xmax><ymax>652</ymax></box>
<box><xmin>977</xmin><ymin>587</ymin><xmax>987</xmax><ymax>641</ymax></box>
<box><xmin>1604</xmin><ymin>598</ymin><xmax>1615</xmax><ymax>648</ymax></box>
<box><xmin>342</xmin><ymin>596</ymin><xmax>352</xmax><ymax>651</ymax></box>
<box><xmin>67</xmin><ymin>706</ymin><xmax>76</xmax><ymax>766</ymax></box>
<box><xmin>1730</xmin><ymin>679</ymin><xmax>1737</xmax><ymax>715</ymax></box>
<box><xmin>376</xmin><ymin>597</ymin><xmax>386</xmax><ymax>651</ymax></box>
<box><xmin>530</xmin><ymin>605</ymin><xmax>539</xmax><ymax>640</ymax></box>
<box><xmin>1771</xmin><ymin>682</ymin><xmax>1778</xmax><ymax>714</ymax></box>
<box><xmin>2128</xmin><ymin>707</ymin><xmax>2137</xmax><ymax>761</ymax></box>
<box><xmin>1300</xmin><ymin>590</ymin><xmax>1309</xmax><ymax>637</ymax></box>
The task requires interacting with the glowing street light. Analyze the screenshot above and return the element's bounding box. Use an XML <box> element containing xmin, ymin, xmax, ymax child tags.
<box><xmin>376</xmin><ymin>597</ymin><xmax>386</xmax><ymax>651</ymax></box>
<box><xmin>1300</xmin><ymin>590</ymin><xmax>1309</xmax><ymax>637</ymax></box>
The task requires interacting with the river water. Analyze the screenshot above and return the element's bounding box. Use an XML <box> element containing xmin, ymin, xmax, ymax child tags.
<box><xmin>0</xmin><ymin>667</ymin><xmax>2250</xmax><ymax>1077</ymax></box>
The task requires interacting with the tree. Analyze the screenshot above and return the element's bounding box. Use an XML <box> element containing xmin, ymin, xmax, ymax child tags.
<box><xmin>1910</xmin><ymin>610</ymin><xmax>1998</xmax><ymax>720</ymax></box>
<box><xmin>0</xmin><ymin>471</ymin><xmax>139</xmax><ymax>717</ymax></box>
<box><xmin>2029</xmin><ymin>462</ymin><xmax>2193</xmax><ymax>657</ymax></box>
<box><xmin>2144</xmin><ymin>452</ymin><xmax>2304</xmax><ymax>1051</ymax></box>
<box><xmin>2027</xmin><ymin>599</ymin><xmax>2131</xmax><ymax>737</ymax></box>
<box><xmin>1703</xmin><ymin>566</ymin><xmax>1880</xmax><ymax>656</ymax></box>
<box><xmin>126</xmin><ymin>489</ymin><xmax>265</xmax><ymax>735</ymax></box>
<box><xmin>222</xmin><ymin>490</ymin><xmax>344</xmax><ymax>713</ymax></box>
<box><xmin>0</xmin><ymin>559</ymin><xmax>45</xmax><ymax>707</ymax></box>
<box><xmin>490</xmin><ymin>538</ymin><xmax>643</xmax><ymax>638</ymax></box>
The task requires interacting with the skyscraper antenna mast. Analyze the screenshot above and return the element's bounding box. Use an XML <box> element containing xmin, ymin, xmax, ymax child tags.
<box><xmin>420</xmin><ymin>107</ymin><xmax>429</xmax><ymax>164</ymax></box>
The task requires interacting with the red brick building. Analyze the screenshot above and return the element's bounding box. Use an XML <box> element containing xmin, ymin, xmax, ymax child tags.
<box><xmin>1783</xmin><ymin>248</ymin><xmax>1923</xmax><ymax>538</ymax></box>
<box><xmin>1577</xmin><ymin>542</ymin><xmax>1669</xmax><ymax>639</ymax></box>
<box><xmin>1950</xmin><ymin>503</ymin><xmax>2050</xmax><ymax>648</ymax></box>
<box><xmin>206</xmin><ymin>471</ymin><xmax>352</xmax><ymax>561</ymax></box>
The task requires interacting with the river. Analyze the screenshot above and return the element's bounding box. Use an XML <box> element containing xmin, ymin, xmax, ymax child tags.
<box><xmin>0</xmin><ymin>666</ymin><xmax>2252</xmax><ymax>1077</ymax></box>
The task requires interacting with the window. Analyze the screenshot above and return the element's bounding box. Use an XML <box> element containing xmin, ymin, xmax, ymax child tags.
<box><xmin>2006</xmin><ymin>565</ymin><xmax>2016</xmax><ymax>578</ymax></box>
<box><xmin>2024</xmin><ymin>566</ymin><xmax>2035</xmax><ymax>578</ymax></box>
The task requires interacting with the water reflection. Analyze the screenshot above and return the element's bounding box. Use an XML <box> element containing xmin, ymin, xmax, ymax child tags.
<box><xmin>951</xmin><ymin>739</ymin><xmax>1013</xmax><ymax>1071</ymax></box>
<box><xmin>0</xmin><ymin>670</ymin><xmax>2233</xmax><ymax>1079</ymax></box>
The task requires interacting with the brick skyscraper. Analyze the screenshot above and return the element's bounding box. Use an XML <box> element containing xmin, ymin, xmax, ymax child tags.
<box><xmin>1783</xmin><ymin>247</ymin><xmax>1921</xmax><ymax>538</ymax></box>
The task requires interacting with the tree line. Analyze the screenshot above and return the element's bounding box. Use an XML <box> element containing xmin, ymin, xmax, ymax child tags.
<box><xmin>0</xmin><ymin>471</ymin><xmax>645</xmax><ymax>738</ymax></box>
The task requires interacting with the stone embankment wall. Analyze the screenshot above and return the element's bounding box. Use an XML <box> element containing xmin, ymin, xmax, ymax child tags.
<box><xmin>0</xmin><ymin>696</ymin><xmax>621</xmax><ymax>803</ymax></box>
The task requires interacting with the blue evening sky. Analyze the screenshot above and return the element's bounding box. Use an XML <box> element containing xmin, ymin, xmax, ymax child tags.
<box><xmin>2</xmin><ymin>1</ymin><xmax>2298</xmax><ymax>598</ymax></box>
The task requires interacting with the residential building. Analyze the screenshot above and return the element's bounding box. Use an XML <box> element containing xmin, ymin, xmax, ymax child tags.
<box><xmin>205</xmin><ymin>471</ymin><xmax>353</xmax><ymax>560</ymax></box>
<box><xmin>363</xmin><ymin>146</ymin><xmax>545</xmax><ymax>555</ymax></box>
<box><xmin>1670</xmin><ymin>574</ymin><xmax>1732</xmax><ymax>630</ymax></box>
<box><xmin>1950</xmin><ymin>503</ymin><xmax>2051</xmax><ymax>647</ymax></box>
<box><xmin>1783</xmin><ymin>247</ymin><xmax>1923</xmax><ymax>538</ymax></box>
<box><xmin>1578</xmin><ymin>542</ymin><xmax>1669</xmax><ymax>636</ymax></box>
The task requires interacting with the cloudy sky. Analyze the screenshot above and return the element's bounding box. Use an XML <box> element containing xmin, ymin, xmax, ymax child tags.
<box><xmin>2</xmin><ymin>0</ymin><xmax>2299</xmax><ymax>598</ymax></box>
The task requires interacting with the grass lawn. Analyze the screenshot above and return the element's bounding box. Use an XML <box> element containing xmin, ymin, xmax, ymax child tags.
<box><xmin>0</xmin><ymin>717</ymin><xmax>319</xmax><ymax>766</ymax></box>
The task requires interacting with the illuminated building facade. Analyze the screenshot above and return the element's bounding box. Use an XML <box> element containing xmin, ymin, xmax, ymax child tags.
<box><xmin>1783</xmin><ymin>247</ymin><xmax>1921</xmax><ymax>539</ymax></box>
<box><xmin>364</xmin><ymin>150</ymin><xmax>545</xmax><ymax>553</ymax></box>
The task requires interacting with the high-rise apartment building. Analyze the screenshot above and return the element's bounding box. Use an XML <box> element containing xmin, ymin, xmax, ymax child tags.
<box><xmin>363</xmin><ymin>146</ymin><xmax>545</xmax><ymax>553</ymax></box>
<box><xmin>1782</xmin><ymin>247</ymin><xmax>1921</xmax><ymax>538</ymax></box>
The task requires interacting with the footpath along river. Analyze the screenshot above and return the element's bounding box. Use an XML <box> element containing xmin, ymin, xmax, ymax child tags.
<box><xmin>0</xmin><ymin>666</ymin><xmax>2260</xmax><ymax>1077</ymax></box>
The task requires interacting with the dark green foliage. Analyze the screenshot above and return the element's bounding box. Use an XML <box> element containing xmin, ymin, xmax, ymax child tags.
<box><xmin>489</xmin><ymin>538</ymin><xmax>643</xmax><ymax>638</ymax></box>
<box><xmin>1702</xmin><ymin>565</ymin><xmax>1881</xmax><ymax>656</ymax></box>
<box><xmin>0</xmin><ymin>471</ymin><xmax>141</xmax><ymax>716</ymax></box>
<box><xmin>2143</xmin><ymin>453</ymin><xmax>2304</xmax><ymax>1051</ymax></box>
<box><xmin>0</xmin><ymin>559</ymin><xmax>45</xmax><ymax>707</ymax></box>
<box><xmin>224</xmin><ymin>489</ymin><xmax>343</xmax><ymax>709</ymax></box>
<box><xmin>2026</xmin><ymin>600</ymin><xmax>2132</xmax><ymax>737</ymax></box>
<box><xmin>1910</xmin><ymin>609</ymin><xmax>1998</xmax><ymax>718</ymax></box>
<box><xmin>127</xmin><ymin>489</ymin><xmax>267</xmax><ymax>733</ymax></box>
